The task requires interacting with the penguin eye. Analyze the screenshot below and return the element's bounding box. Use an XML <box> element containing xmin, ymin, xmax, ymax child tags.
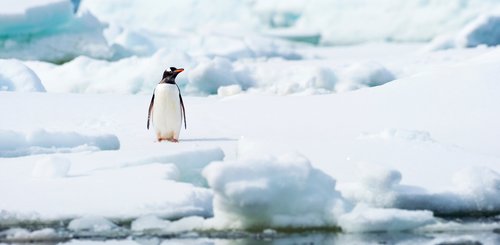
<box><xmin>170</xmin><ymin>67</ymin><xmax>177</xmax><ymax>71</ymax></box>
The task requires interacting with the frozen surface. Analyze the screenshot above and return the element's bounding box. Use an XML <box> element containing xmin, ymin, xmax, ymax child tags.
<box><xmin>2</xmin><ymin>45</ymin><xmax>500</xmax><ymax>230</ymax></box>
<box><xmin>31</xmin><ymin>156</ymin><xmax>71</xmax><ymax>178</ymax></box>
<box><xmin>2</xmin><ymin>0</ymin><xmax>500</xmax><ymax>237</ymax></box>
<box><xmin>0</xmin><ymin>59</ymin><xmax>45</xmax><ymax>92</ymax></box>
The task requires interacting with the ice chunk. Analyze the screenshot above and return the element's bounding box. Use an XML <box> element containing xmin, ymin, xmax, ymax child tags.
<box><xmin>0</xmin><ymin>228</ymin><xmax>60</xmax><ymax>242</ymax></box>
<box><xmin>0</xmin><ymin>0</ymin><xmax>73</xmax><ymax>35</ymax></box>
<box><xmin>336</xmin><ymin>61</ymin><xmax>395</xmax><ymax>92</ymax></box>
<box><xmin>426</xmin><ymin>14</ymin><xmax>500</xmax><ymax>50</ymax></box>
<box><xmin>68</xmin><ymin>216</ymin><xmax>117</xmax><ymax>232</ymax></box>
<box><xmin>31</xmin><ymin>156</ymin><xmax>71</xmax><ymax>178</ymax></box>
<box><xmin>457</xmin><ymin>14</ymin><xmax>500</xmax><ymax>48</ymax></box>
<box><xmin>0</xmin><ymin>1</ymin><xmax>113</xmax><ymax>62</ymax></box>
<box><xmin>0</xmin><ymin>59</ymin><xmax>45</xmax><ymax>92</ymax></box>
<box><xmin>342</xmin><ymin>165</ymin><xmax>402</xmax><ymax>208</ymax></box>
<box><xmin>203</xmin><ymin>152</ymin><xmax>349</xmax><ymax>229</ymax></box>
<box><xmin>451</xmin><ymin>166</ymin><xmax>500</xmax><ymax>212</ymax></box>
<box><xmin>339</xmin><ymin>204</ymin><xmax>435</xmax><ymax>232</ymax></box>
<box><xmin>187</xmin><ymin>57</ymin><xmax>250</xmax><ymax>95</ymax></box>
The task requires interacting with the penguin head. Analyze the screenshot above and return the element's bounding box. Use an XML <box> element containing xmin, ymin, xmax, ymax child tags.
<box><xmin>162</xmin><ymin>67</ymin><xmax>184</xmax><ymax>83</ymax></box>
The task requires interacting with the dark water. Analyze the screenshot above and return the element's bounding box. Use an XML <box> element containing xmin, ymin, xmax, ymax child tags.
<box><xmin>0</xmin><ymin>230</ymin><xmax>500</xmax><ymax>245</ymax></box>
<box><xmin>1</xmin><ymin>219</ymin><xmax>499</xmax><ymax>245</ymax></box>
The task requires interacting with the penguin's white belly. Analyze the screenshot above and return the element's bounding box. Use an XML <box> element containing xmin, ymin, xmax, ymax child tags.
<box><xmin>152</xmin><ymin>84</ymin><xmax>182</xmax><ymax>139</ymax></box>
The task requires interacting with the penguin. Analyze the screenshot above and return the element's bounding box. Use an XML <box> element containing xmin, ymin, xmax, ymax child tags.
<box><xmin>147</xmin><ymin>67</ymin><xmax>186</xmax><ymax>142</ymax></box>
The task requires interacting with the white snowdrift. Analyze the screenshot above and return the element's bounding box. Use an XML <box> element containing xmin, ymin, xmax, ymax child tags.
<box><xmin>203</xmin><ymin>152</ymin><xmax>349</xmax><ymax>229</ymax></box>
<box><xmin>0</xmin><ymin>129</ymin><xmax>119</xmax><ymax>157</ymax></box>
<box><xmin>0</xmin><ymin>59</ymin><xmax>45</xmax><ymax>92</ymax></box>
<box><xmin>0</xmin><ymin>0</ymin><xmax>113</xmax><ymax>62</ymax></box>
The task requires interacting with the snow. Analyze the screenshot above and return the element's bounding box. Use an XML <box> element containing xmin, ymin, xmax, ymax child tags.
<box><xmin>0</xmin><ymin>129</ymin><xmax>120</xmax><ymax>157</ymax></box>
<box><xmin>1</xmin><ymin>0</ymin><xmax>500</xmax><ymax>239</ymax></box>
<box><xmin>0</xmin><ymin>59</ymin><xmax>45</xmax><ymax>92</ymax></box>
<box><xmin>31</xmin><ymin>156</ymin><xmax>71</xmax><ymax>178</ymax></box>
<box><xmin>203</xmin><ymin>152</ymin><xmax>349</xmax><ymax>229</ymax></box>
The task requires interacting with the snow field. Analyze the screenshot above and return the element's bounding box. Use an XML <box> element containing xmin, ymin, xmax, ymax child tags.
<box><xmin>2</xmin><ymin>0</ymin><xmax>500</xmax><ymax>237</ymax></box>
<box><xmin>31</xmin><ymin>156</ymin><xmax>71</xmax><ymax>178</ymax></box>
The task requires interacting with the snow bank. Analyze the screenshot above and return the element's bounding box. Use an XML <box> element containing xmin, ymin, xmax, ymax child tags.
<box><xmin>0</xmin><ymin>129</ymin><xmax>120</xmax><ymax>157</ymax></box>
<box><xmin>0</xmin><ymin>59</ymin><xmax>45</xmax><ymax>92</ymax></box>
<box><xmin>203</xmin><ymin>153</ymin><xmax>349</xmax><ymax>229</ymax></box>
<box><xmin>32</xmin><ymin>156</ymin><xmax>71</xmax><ymax>178</ymax></box>
<box><xmin>68</xmin><ymin>216</ymin><xmax>117</xmax><ymax>232</ymax></box>
<box><xmin>0</xmin><ymin>1</ymin><xmax>113</xmax><ymax>62</ymax></box>
<box><xmin>338</xmin><ymin>204</ymin><xmax>435</xmax><ymax>232</ymax></box>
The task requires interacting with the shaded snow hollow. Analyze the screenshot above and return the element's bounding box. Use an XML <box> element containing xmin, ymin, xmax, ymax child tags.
<box><xmin>0</xmin><ymin>129</ymin><xmax>119</xmax><ymax>157</ymax></box>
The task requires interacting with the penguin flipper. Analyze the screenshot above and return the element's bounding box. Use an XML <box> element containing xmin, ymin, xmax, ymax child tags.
<box><xmin>179</xmin><ymin>93</ymin><xmax>187</xmax><ymax>129</ymax></box>
<box><xmin>175</xmin><ymin>84</ymin><xmax>187</xmax><ymax>129</ymax></box>
<box><xmin>147</xmin><ymin>91</ymin><xmax>155</xmax><ymax>130</ymax></box>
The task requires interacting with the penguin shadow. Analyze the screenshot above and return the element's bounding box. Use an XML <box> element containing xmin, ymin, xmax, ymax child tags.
<box><xmin>180</xmin><ymin>137</ymin><xmax>238</xmax><ymax>142</ymax></box>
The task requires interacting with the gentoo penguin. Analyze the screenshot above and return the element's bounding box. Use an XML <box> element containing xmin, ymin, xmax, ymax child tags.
<box><xmin>147</xmin><ymin>67</ymin><xmax>186</xmax><ymax>142</ymax></box>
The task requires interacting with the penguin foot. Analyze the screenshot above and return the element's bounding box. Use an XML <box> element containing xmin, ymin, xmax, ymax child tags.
<box><xmin>166</xmin><ymin>138</ymin><xmax>179</xmax><ymax>143</ymax></box>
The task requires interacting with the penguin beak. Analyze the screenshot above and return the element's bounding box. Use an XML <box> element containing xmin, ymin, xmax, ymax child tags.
<box><xmin>174</xmin><ymin>68</ymin><xmax>184</xmax><ymax>73</ymax></box>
